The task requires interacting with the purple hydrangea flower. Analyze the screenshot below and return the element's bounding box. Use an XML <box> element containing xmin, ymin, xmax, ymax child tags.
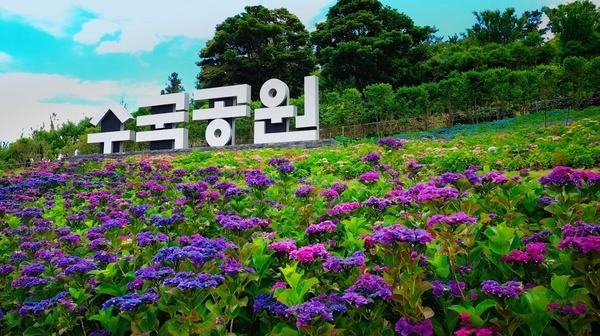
<box><xmin>253</xmin><ymin>293</ymin><xmax>287</xmax><ymax>316</ymax></box>
<box><xmin>323</xmin><ymin>251</ymin><xmax>366</xmax><ymax>272</ymax></box>
<box><xmin>368</xmin><ymin>224</ymin><xmax>432</xmax><ymax>245</ymax></box>
<box><xmin>394</xmin><ymin>317</ymin><xmax>433</xmax><ymax>336</ymax></box>
<box><xmin>377</xmin><ymin>138</ymin><xmax>404</xmax><ymax>148</ymax></box>
<box><xmin>481</xmin><ymin>280</ymin><xmax>524</xmax><ymax>299</ymax></box>
<box><xmin>285</xmin><ymin>294</ymin><xmax>346</xmax><ymax>328</ymax></box>
<box><xmin>362</xmin><ymin>196</ymin><xmax>393</xmax><ymax>211</ymax></box>
<box><xmin>327</xmin><ymin>202</ymin><xmax>360</xmax><ymax>216</ymax></box>
<box><xmin>295</xmin><ymin>186</ymin><xmax>315</xmax><ymax>198</ymax></box>
<box><xmin>362</xmin><ymin>152</ymin><xmax>381</xmax><ymax>164</ymax></box>
<box><xmin>306</xmin><ymin>220</ymin><xmax>337</xmax><ymax>235</ymax></box>
<box><xmin>343</xmin><ymin>273</ymin><xmax>392</xmax><ymax>306</ymax></box>
<box><xmin>427</xmin><ymin>212</ymin><xmax>477</xmax><ymax>227</ymax></box>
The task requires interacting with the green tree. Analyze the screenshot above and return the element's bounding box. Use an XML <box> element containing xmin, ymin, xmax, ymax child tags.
<box><xmin>197</xmin><ymin>5</ymin><xmax>315</xmax><ymax>100</ymax></box>
<box><xmin>561</xmin><ymin>56</ymin><xmax>590</xmax><ymax>109</ymax></box>
<box><xmin>467</xmin><ymin>8</ymin><xmax>546</xmax><ymax>45</ymax></box>
<box><xmin>161</xmin><ymin>72</ymin><xmax>185</xmax><ymax>95</ymax></box>
<box><xmin>363</xmin><ymin>83</ymin><xmax>394</xmax><ymax>122</ymax></box>
<box><xmin>311</xmin><ymin>0</ymin><xmax>436</xmax><ymax>91</ymax></box>
<box><xmin>544</xmin><ymin>0</ymin><xmax>600</xmax><ymax>58</ymax></box>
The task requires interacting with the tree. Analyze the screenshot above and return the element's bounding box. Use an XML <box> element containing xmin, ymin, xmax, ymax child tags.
<box><xmin>161</xmin><ymin>72</ymin><xmax>185</xmax><ymax>95</ymax></box>
<box><xmin>311</xmin><ymin>0</ymin><xmax>436</xmax><ymax>91</ymax></box>
<box><xmin>467</xmin><ymin>8</ymin><xmax>547</xmax><ymax>45</ymax></box>
<box><xmin>197</xmin><ymin>5</ymin><xmax>315</xmax><ymax>100</ymax></box>
<box><xmin>544</xmin><ymin>0</ymin><xmax>600</xmax><ymax>59</ymax></box>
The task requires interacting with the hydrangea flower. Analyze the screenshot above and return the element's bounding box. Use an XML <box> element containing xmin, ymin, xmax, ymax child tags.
<box><xmin>327</xmin><ymin>202</ymin><xmax>360</xmax><ymax>216</ymax></box>
<box><xmin>505</xmin><ymin>242</ymin><xmax>547</xmax><ymax>263</ymax></box>
<box><xmin>377</xmin><ymin>138</ymin><xmax>404</xmax><ymax>148</ymax></box>
<box><xmin>558</xmin><ymin>222</ymin><xmax>600</xmax><ymax>253</ymax></box>
<box><xmin>481</xmin><ymin>280</ymin><xmax>524</xmax><ymax>299</ymax></box>
<box><xmin>539</xmin><ymin>166</ymin><xmax>582</xmax><ymax>188</ymax></box>
<box><xmin>285</xmin><ymin>293</ymin><xmax>346</xmax><ymax>328</ymax></box>
<box><xmin>359</xmin><ymin>171</ymin><xmax>381</xmax><ymax>183</ymax></box>
<box><xmin>368</xmin><ymin>224</ymin><xmax>432</xmax><ymax>246</ymax></box>
<box><xmin>323</xmin><ymin>251</ymin><xmax>366</xmax><ymax>272</ymax></box>
<box><xmin>215</xmin><ymin>213</ymin><xmax>270</xmax><ymax>231</ymax></box>
<box><xmin>361</xmin><ymin>152</ymin><xmax>381</xmax><ymax>164</ymax></box>
<box><xmin>289</xmin><ymin>243</ymin><xmax>328</xmax><ymax>263</ymax></box>
<box><xmin>362</xmin><ymin>196</ymin><xmax>394</xmax><ymax>211</ymax></box>
<box><xmin>253</xmin><ymin>293</ymin><xmax>287</xmax><ymax>316</ymax></box>
<box><xmin>245</xmin><ymin>170</ymin><xmax>275</xmax><ymax>189</ymax></box>
<box><xmin>430</xmin><ymin>280</ymin><xmax>465</xmax><ymax>297</ymax></box>
<box><xmin>267</xmin><ymin>239</ymin><xmax>297</xmax><ymax>254</ymax></box>
<box><xmin>343</xmin><ymin>273</ymin><xmax>392</xmax><ymax>306</ymax></box>
<box><xmin>394</xmin><ymin>317</ymin><xmax>433</xmax><ymax>336</ymax></box>
<box><xmin>163</xmin><ymin>272</ymin><xmax>225</xmax><ymax>290</ymax></box>
<box><xmin>18</xmin><ymin>292</ymin><xmax>71</xmax><ymax>317</ymax></box>
<box><xmin>101</xmin><ymin>288</ymin><xmax>160</xmax><ymax>311</ymax></box>
<box><xmin>306</xmin><ymin>220</ymin><xmax>337</xmax><ymax>235</ymax></box>
<box><xmin>427</xmin><ymin>212</ymin><xmax>477</xmax><ymax>227</ymax></box>
<box><xmin>295</xmin><ymin>186</ymin><xmax>315</xmax><ymax>198</ymax></box>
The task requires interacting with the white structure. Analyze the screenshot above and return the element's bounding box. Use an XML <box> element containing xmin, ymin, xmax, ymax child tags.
<box><xmin>136</xmin><ymin>92</ymin><xmax>190</xmax><ymax>149</ymax></box>
<box><xmin>254</xmin><ymin>76</ymin><xmax>319</xmax><ymax>144</ymax></box>
<box><xmin>192</xmin><ymin>84</ymin><xmax>251</xmax><ymax>147</ymax></box>
<box><xmin>87</xmin><ymin>102</ymin><xmax>136</xmax><ymax>154</ymax></box>
<box><xmin>86</xmin><ymin>76</ymin><xmax>321</xmax><ymax>153</ymax></box>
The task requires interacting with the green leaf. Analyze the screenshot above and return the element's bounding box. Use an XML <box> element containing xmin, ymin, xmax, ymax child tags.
<box><xmin>435</xmin><ymin>266</ymin><xmax>450</xmax><ymax>278</ymax></box>
<box><xmin>520</xmin><ymin>313</ymin><xmax>550</xmax><ymax>336</ymax></box>
<box><xmin>475</xmin><ymin>299</ymin><xmax>497</xmax><ymax>316</ymax></box>
<box><xmin>22</xmin><ymin>326</ymin><xmax>46</xmax><ymax>335</ymax></box>
<box><xmin>166</xmin><ymin>319</ymin><xmax>189</xmax><ymax>336</ymax></box>
<box><xmin>139</xmin><ymin>309</ymin><xmax>157</xmax><ymax>332</ymax></box>
<box><xmin>271</xmin><ymin>323</ymin><xmax>299</xmax><ymax>336</ymax></box>
<box><xmin>95</xmin><ymin>283</ymin><xmax>122</xmax><ymax>297</ymax></box>
<box><xmin>551</xmin><ymin>275</ymin><xmax>570</xmax><ymax>298</ymax></box>
<box><xmin>296</xmin><ymin>277</ymin><xmax>319</xmax><ymax>300</ymax></box>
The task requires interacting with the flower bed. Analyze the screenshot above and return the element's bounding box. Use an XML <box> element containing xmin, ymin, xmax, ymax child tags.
<box><xmin>0</xmin><ymin>135</ymin><xmax>599</xmax><ymax>335</ymax></box>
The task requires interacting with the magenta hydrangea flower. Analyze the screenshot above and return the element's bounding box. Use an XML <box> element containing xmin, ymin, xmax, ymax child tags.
<box><xmin>289</xmin><ymin>243</ymin><xmax>328</xmax><ymax>263</ymax></box>
<box><xmin>359</xmin><ymin>171</ymin><xmax>381</xmax><ymax>183</ymax></box>
<box><xmin>327</xmin><ymin>202</ymin><xmax>360</xmax><ymax>216</ymax></box>
<box><xmin>319</xmin><ymin>189</ymin><xmax>339</xmax><ymax>199</ymax></box>
<box><xmin>267</xmin><ymin>239</ymin><xmax>297</xmax><ymax>254</ymax></box>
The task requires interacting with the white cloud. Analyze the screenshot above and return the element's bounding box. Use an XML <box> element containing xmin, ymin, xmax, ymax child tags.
<box><xmin>0</xmin><ymin>51</ymin><xmax>12</xmax><ymax>66</ymax></box>
<box><xmin>0</xmin><ymin>72</ymin><xmax>161</xmax><ymax>143</ymax></box>
<box><xmin>0</xmin><ymin>0</ymin><xmax>334</xmax><ymax>54</ymax></box>
<box><xmin>73</xmin><ymin>18</ymin><xmax>120</xmax><ymax>44</ymax></box>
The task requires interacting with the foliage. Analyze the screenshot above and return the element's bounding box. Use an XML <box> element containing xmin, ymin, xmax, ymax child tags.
<box><xmin>196</xmin><ymin>5</ymin><xmax>315</xmax><ymax>100</ymax></box>
<box><xmin>1</xmin><ymin>130</ymin><xmax>600</xmax><ymax>335</ymax></box>
<box><xmin>161</xmin><ymin>72</ymin><xmax>185</xmax><ymax>95</ymax></box>
<box><xmin>311</xmin><ymin>0</ymin><xmax>436</xmax><ymax>91</ymax></box>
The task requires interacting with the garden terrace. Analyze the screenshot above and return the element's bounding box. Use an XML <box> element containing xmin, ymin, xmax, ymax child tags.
<box><xmin>0</xmin><ymin>108</ymin><xmax>599</xmax><ymax>335</ymax></box>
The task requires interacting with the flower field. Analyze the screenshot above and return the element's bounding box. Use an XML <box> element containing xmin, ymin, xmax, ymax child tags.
<box><xmin>1</xmin><ymin>112</ymin><xmax>600</xmax><ymax>335</ymax></box>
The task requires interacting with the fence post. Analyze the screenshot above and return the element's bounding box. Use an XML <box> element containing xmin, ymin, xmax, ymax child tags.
<box><xmin>342</xmin><ymin>126</ymin><xmax>345</xmax><ymax>137</ymax></box>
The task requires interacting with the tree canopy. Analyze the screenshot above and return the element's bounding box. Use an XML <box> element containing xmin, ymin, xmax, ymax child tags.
<box><xmin>311</xmin><ymin>0</ymin><xmax>436</xmax><ymax>91</ymax></box>
<box><xmin>161</xmin><ymin>72</ymin><xmax>185</xmax><ymax>95</ymax></box>
<box><xmin>196</xmin><ymin>5</ymin><xmax>315</xmax><ymax>100</ymax></box>
<box><xmin>543</xmin><ymin>0</ymin><xmax>600</xmax><ymax>59</ymax></box>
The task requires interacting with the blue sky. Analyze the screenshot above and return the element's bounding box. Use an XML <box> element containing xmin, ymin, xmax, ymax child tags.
<box><xmin>0</xmin><ymin>0</ymin><xmax>579</xmax><ymax>143</ymax></box>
